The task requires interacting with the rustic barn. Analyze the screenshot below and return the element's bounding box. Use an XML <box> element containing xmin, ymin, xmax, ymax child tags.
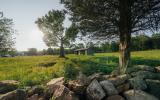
<box><xmin>74</xmin><ymin>48</ymin><xmax>94</xmax><ymax>55</ymax></box>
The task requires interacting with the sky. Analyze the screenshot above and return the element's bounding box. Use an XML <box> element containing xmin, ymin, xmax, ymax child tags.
<box><xmin>0</xmin><ymin>0</ymin><xmax>71</xmax><ymax>51</ymax></box>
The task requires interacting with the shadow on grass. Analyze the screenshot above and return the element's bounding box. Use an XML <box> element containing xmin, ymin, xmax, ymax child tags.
<box><xmin>94</xmin><ymin>56</ymin><xmax>160</xmax><ymax>67</ymax></box>
<box><xmin>64</xmin><ymin>56</ymin><xmax>118</xmax><ymax>79</ymax></box>
<box><xmin>64</xmin><ymin>56</ymin><xmax>160</xmax><ymax>79</ymax></box>
<box><xmin>131</xmin><ymin>57</ymin><xmax>160</xmax><ymax>67</ymax></box>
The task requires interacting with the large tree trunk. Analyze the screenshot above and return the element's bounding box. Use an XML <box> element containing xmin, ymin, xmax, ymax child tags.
<box><xmin>119</xmin><ymin>0</ymin><xmax>131</xmax><ymax>74</ymax></box>
<box><xmin>59</xmin><ymin>39</ymin><xmax>65</xmax><ymax>58</ymax></box>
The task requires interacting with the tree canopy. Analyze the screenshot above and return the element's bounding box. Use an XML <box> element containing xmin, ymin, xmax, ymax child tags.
<box><xmin>36</xmin><ymin>10</ymin><xmax>68</xmax><ymax>57</ymax></box>
<box><xmin>62</xmin><ymin>0</ymin><xmax>160</xmax><ymax>38</ymax></box>
<box><xmin>0</xmin><ymin>13</ymin><xmax>15</xmax><ymax>55</ymax></box>
<box><xmin>62</xmin><ymin>0</ymin><xmax>160</xmax><ymax>74</ymax></box>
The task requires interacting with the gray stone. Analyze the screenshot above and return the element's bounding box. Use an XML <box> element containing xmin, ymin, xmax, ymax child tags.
<box><xmin>136</xmin><ymin>71</ymin><xmax>160</xmax><ymax>80</ymax></box>
<box><xmin>88</xmin><ymin>72</ymin><xmax>104</xmax><ymax>82</ymax></box>
<box><xmin>77</xmin><ymin>72</ymin><xmax>90</xmax><ymax>85</ymax></box>
<box><xmin>126</xmin><ymin>65</ymin><xmax>155</xmax><ymax>74</ymax></box>
<box><xmin>116</xmin><ymin>83</ymin><xmax>130</xmax><ymax>93</ymax></box>
<box><xmin>129</xmin><ymin>71</ymin><xmax>160</xmax><ymax>90</ymax></box>
<box><xmin>105</xmin><ymin>95</ymin><xmax>125</xmax><ymax>100</ymax></box>
<box><xmin>100</xmin><ymin>80</ymin><xmax>118</xmax><ymax>96</ymax></box>
<box><xmin>27</xmin><ymin>85</ymin><xmax>44</xmax><ymax>97</ymax></box>
<box><xmin>0</xmin><ymin>89</ymin><xmax>26</xmax><ymax>100</ymax></box>
<box><xmin>146</xmin><ymin>79</ymin><xmax>160</xmax><ymax>99</ymax></box>
<box><xmin>0</xmin><ymin>80</ymin><xmax>20</xmax><ymax>94</ymax></box>
<box><xmin>129</xmin><ymin>77</ymin><xmax>147</xmax><ymax>90</ymax></box>
<box><xmin>53</xmin><ymin>85</ymin><xmax>79</xmax><ymax>100</ymax></box>
<box><xmin>155</xmin><ymin>66</ymin><xmax>160</xmax><ymax>73</ymax></box>
<box><xmin>123</xmin><ymin>89</ymin><xmax>159</xmax><ymax>100</ymax></box>
<box><xmin>108</xmin><ymin>74</ymin><xmax>130</xmax><ymax>86</ymax></box>
<box><xmin>111</xmin><ymin>68</ymin><xmax>120</xmax><ymax>76</ymax></box>
<box><xmin>27</xmin><ymin>94</ymin><xmax>39</xmax><ymax>100</ymax></box>
<box><xmin>68</xmin><ymin>80</ymin><xmax>86</xmax><ymax>95</ymax></box>
<box><xmin>47</xmin><ymin>77</ymin><xmax>64</xmax><ymax>94</ymax></box>
<box><xmin>86</xmin><ymin>79</ymin><xmax>105</xmax><ymax>100</ymax></box>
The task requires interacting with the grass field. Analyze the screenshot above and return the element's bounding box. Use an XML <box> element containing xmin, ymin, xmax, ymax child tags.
<box><xmin>0</xmin><ymin>50</ymin><xmax>160</xmax><ymax>86</ymax></box>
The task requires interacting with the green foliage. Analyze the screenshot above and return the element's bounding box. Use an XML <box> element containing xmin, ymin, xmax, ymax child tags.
<box><xmin>152</xmin><ymin>33</ymin><xmax>160</xmax><ymax>49</ymax></box>
<box><xmin>0</xmin><ymin>14</ymin><xmax>15</xmax><ymax>55</ymax></box>
<box><xmin>92</xmin><ymin>34</ymin><xmax>160</xmax><ymax>53</ymax></box>
<box><xmin>63</xmin><ymin>0</ymin><xmax>160</xmax><ymax>39</ymax></box>
<box><xmin>35</xmin><ymin>10</ymin><xmax>65</xmax><ymax>47</ymax></box>
<box><xmin>27</xmin><ymin>48</ymin><xmax>37</xmax><ymax>56</ymax></box>
<box><xmin>50</xmin><ymin>96</ymin><xmax>55</xmax><ymax>100</ymax></box>
<box><xmin>65</xmin><ymin>23</ymin><xmax>79</xmax><ymax>41</ymax></box>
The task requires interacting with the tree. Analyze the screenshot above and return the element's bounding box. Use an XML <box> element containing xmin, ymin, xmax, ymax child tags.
<box><xmin>35</xmin><ymin>10</ymin><xmax>68</xmax><ymax>57</ymax></box>
<box><xmin>62</xmin><ymin>0</ymin><xmax>160</xmax><ymax>74</ymax></box>
<box><xmin>152</xmin><ymin>33</ymin><xmax>160</xmax><ymax>49</ymax></box>
<box><xmin>110</xmin><ymin>41</ymin><xmax>119</xmax><ymax>52</ymax></box>
<box><xmin>46</xmin><ymin>48</ymin><xmax>54</xmax><ymax>55</ymax></box>
<box><xmin>132</xmin><ymin>34</ymin><xmax>152</xmax><ymax>51</ymax></box>
<box><xmin>0</xmin><ymin>12</ymin><xmax>15</xmax><ymax>56</ymax></box>
<box><xmin>27</xmin><ymin>48</ymin><xmax>37</xmax><ymax>56</ymax></box>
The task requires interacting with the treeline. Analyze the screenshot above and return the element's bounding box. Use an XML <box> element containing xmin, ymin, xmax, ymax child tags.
<box><xmin>94</xmin><ymin>33</ymin><xmax>160</xmax><ymax>53</ymax></box>
<box><xmin>21</xmin><ymin>33</ymin><xmax>160</xmax><ymax>56</ymax></box>
<box><xmin>2</xmin><ymin>33</ymin><xmax>160</xmax><ymax>57</ymax></box>
<box><xmin>15</xmin><ymin>48</ymin><xmax>73</xmax><ymax>56</ymax></box>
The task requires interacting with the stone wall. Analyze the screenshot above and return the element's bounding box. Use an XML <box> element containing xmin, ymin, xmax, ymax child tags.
<box><xmin>0</xmin><ymin>65</ymin><xmax>160</xmax><ymax>100</ymax></box>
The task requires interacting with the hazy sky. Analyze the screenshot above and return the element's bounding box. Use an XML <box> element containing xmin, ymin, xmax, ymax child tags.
<box><xmin>0</xmin><ymin>0</ymin><xmax>70</xmax><ymax>51</ymax></box>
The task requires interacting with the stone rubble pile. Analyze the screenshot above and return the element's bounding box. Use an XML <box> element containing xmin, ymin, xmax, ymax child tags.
<box><xmin>0</xmin><ymin>65</ymin><xmax>160</xmax><ymax>100</ymax></box>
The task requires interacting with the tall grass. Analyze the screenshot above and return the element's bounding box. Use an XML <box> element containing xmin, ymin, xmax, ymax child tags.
<box><xmin>0</xmin><ymin>50</ymin><xmax>160</xmax><ymax>86</ymax></box>
<box><xmin>0</xmin><ymin>56</ymin><xmax>65</xmax><ymax>86</ymax></box>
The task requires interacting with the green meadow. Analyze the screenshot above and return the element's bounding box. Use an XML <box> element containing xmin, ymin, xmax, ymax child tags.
<box><xmin>0</xmin><ymin>50</ymin><xmax>160</xmax><ymax>86</ymax></box>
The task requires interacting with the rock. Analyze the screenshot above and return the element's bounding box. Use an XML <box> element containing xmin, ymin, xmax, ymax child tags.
<box><xmin>105</xmin><ymin>95</ymin><xmax>125</xmax><ymax>100</ymax></box>
<box><xmin>88</xmin><ymin>73</ymin><xmax>105</xmax><ymax>81</ymax></box>
<box><xmin>47</xmin><ymin>77</ymin><xmax>64</xmax><ymax>86</ymax></box>
<box><xmin>0</xmin><ymin>80</ymin><xmax>20</xmax><ymax>94</ymax></box>
<box><xmin>129</xmin><ymin>71</ymin><xmax>160</xmax><ymax>90</ymax></box>
<box><xmin>146</xmin><ymin>79</ymin><xmax>160</xmax><ymax>99</ymax></box>
<box><xmin>27</xmin><ymin>94</ymin><xmax>39</xmax><ymax>100</ymax></box>
<box><xmin>47</xmin><ymin>77</ymin><xmax>64</xmax><ymax>94</ymax></box>
<box><xmin>100</xmin><ymin>80</ymin><xmax>118</xmax><ymax>96</ymax></box>
<box><xmin>27</xmin><ymin>85</ymin><xmax>44</xmax><ymax>97</ymax></box>
<box><xmin>67</xmin><ymin>72</ymin><xmax>90</xmax><ymax>95</ymax></box>
<box><xmin>0</xmin><ymin>89</ymin><xmax>26</xmax><ymax>100</ymax></box>
<box><xmin>108</xmin><ymin>74</ymin><xmax>130</xmax><ymax>86</ymax></box>
<box><xmin>27</xmin><ymin>94</ymin><xmax>46</xmax><ymax>100</ymax></box>
<box><xmin>123</xmin><ymin>89</ymin><xmax>159</xmax><ymax>100</ymax></box>
<box><xmin>77</xmin><ymin>72</ymin><xmax>90</xmax><ymax>85</ymax></box>
<box><xmin>116</xmin><ymin>83</ymin><xmax>130</xmax><ymax>93</ymax></box>
<box><xmin>155</xmin><ymin>66</ymin><xmax>160</xmax><ymax>73</ymax></box>
<box><xmin>111</xmin><ymin>68</ymin><xmax>120</xmax><ymax>76</ymax></box>
<box><xmin>136</xmin><ymin>71</ymin><xmax>160</xmax><ymax>80</ymax></box>
<box><xmin>129</xmin><ymin>77</ymin><xmax>147</xmax><ymax>90</ymax></box>
<box><xmin>68</xmin><ymin>80</ymin><xmax>86</xmax><ymax>95</ymax></box>
<box><xmin>102</xmin><ymin>75</ymin><xmax>110</xmax><ymax>80</ymax></box>
<box><xmin>86</xmin><ymin>79</ymin><xmax>105</xmax><ymax>100</ymax></box>
<box><xmin>126</xmin><ymin>65</ymin><xmax>155</xmax><ymax>74</ymax></box>
<box><xmin>53</xmin><ymin>85</ymin><xmax>79</xmax><ymax>100</ymax></box>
